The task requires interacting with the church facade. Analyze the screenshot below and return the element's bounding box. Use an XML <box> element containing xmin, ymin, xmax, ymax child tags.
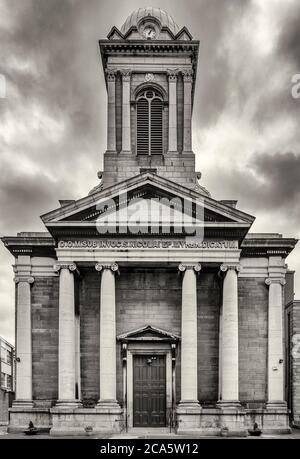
<box><xmin>2</xmin><ymin>8</ymin><xmax>299</xmax><ymax>436</ymax></box>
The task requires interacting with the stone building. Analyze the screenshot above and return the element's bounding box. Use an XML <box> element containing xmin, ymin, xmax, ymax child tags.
<box><xmin>2</xmin><ymin>7</ymin><xmax>299</xmax><ymax>436</ymax></box>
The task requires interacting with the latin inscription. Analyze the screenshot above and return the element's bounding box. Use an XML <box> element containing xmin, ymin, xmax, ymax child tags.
<box><xmin>58</xmin><ymin>240</ymin><xmax>238</xmax><ymax>250</ymax></box>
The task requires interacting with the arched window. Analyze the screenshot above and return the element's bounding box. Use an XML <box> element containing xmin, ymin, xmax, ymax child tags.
<box><xmin>136</xmin><ymin>88</ymin><xmax>163</xmax><ymax>155</ymax></box>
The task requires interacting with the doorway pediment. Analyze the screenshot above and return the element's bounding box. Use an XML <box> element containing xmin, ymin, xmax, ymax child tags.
<box><xmin>117</xmin><ymin>325</ymin><xmax>180</xmax><ymax>343</ymax></box>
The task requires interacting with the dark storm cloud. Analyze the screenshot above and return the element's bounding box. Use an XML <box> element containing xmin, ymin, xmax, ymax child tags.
<box><xmin>250</xmin><ymin>152</ymin><xmax>300</xmax><ymax>225</ymax></box>
<box><xmin>249</xmin><ymin>1</ymin><xmax>300</xmax><ymax>130</ymax></box>
<box><xmin>0</xmin><ymin>164</ymin><xmax>64</xmax><ymax>235</ymax></box>
<box><xmin>0</xmin><ymin>0</ymin><xmax>107</xmax><ymax>153</ymax></box>
<box><xmin>188</xmin><ymin>0</ymin><xmax>252</xmax><ymax>126</ymax></box>
<box><xmin>277</xmin><ymin>2</ymin><xmax>300</xmax><ymax>68</ymax></box>
<box><xmin>208</xmin><ymin>152</ymin><xmax>300</xmax><ymax>231</ymax></box>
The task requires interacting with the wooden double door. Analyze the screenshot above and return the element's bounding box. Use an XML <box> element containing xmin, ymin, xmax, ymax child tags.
<box><xmin>133</xmin><ymin>354</ymin><xmax>166</xmax><ymax>427</ymax></box>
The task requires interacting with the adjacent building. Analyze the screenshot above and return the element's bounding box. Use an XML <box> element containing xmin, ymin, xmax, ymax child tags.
<box><xmin>0</xmin><ymin>337</ymin><xmax>14</xmax><ymax>393</ymax></box>
<box><xmin>1</xmin><ymin>7</ymin><xmax>299</xmax><ymax>436</ymax></box>
<box><xmin>0</xmin><ymin>337</ymin><xmax>15</xmax><ymax>424</ymax></box>
<box><xmin>285</xmin><ymin>271</ymin><xmax>300</xmax><ymax>427</ymax></box>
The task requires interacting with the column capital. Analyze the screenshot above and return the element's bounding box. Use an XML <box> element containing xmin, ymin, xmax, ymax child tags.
<box><xmin>14</xmin><ymin>276</ymin><xmax>34</xmax><ymax>284</ymax></box>
<box><xmin>182</xmin><ymin>69</ymin><xmax>193</xmax><ymax>83</ymax></box>
<box><xmin>95</xmin><ymin>263</ymin><xmax>119</xmax><ymax>272</ymax></box>
<box><xmin>178</xmin><ymin>263</ymin><xmax>201</xmax><ymax>273</ymax></box>
<box><xmin>120</xmin><ymin>69</ymin><xmax>131</xmax><ymax>82</ymax></box>
<box><xmin>265</xmin><ymin>277</ymin><xmax>286</xmax><ymax>286</ymax></box>
<box><xmin>220</xmin><ymin>264</ymin><xmax>240</xmax><ymax>273</ymax></box>
<box><xmin>167</xmin><ymin>69</ymin><xmax>178</xmax><ymax>82</ymax></box>
<box><xmin>106</xmin><ymin>69</ymin><xmax>116</xmax><ymax>81</ymax></box>
<box><xmin>54</xmin><ymin>263</ymin><xmax>78</xmax><ymax>273</ymax></box>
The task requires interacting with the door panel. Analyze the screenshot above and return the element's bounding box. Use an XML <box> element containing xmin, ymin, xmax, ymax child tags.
<box><xmin>133</xmin><ymin>355</ymin><xmax>166</xmax><ymax>427</ymax></box>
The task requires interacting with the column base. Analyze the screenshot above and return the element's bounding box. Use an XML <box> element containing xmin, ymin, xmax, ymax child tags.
<box><xmin>265</xmin><ymin>401</ymin><xmax>287</xmax><ymax>411</ymax></box>
<box><xmin>177</xmin><ymin>400</ymin><xmax>201</xmax><ymax>413</ymax></box>
<box><xmin>120</xmin><ymin>150</ymin><xmax>132</xmax><ymax>155</ymax></box>
<box><xmin>176</xmin><ymin>401</ymin><xmax>201</xmax><ymax>434</ymax></box>
<box><xmin>259</xmin><ymin>402</ymin><xmax>291</xmax><ymax>434</ymax></box>
<box><xmin>216</xmin><ymin>401</ymin><xmax>247</xmax><ymax>436</ymax></box>
<box><xmin>217</xmin><ymin>400</ymin><xmax>241</xmax><ymax>410</ymax></box>
<box><xmin>96</xmin><ymin>399</ymin><xmax>121</xmax><ymax>411</ymax></box>
<box><xmin>55</xmin><ymin>400</ymin><xmax>82</xmax><ymax>409</ymax></box>
<box><xmin>12</xmin><ymin>400</ymin><xmax>34</xmax><ymax>408</ymax></box>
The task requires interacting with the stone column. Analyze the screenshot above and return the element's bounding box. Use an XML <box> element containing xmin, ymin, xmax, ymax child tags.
<box><xmin>182</xmin><ymin>70</ymin><xmax>193</xmax><ymax>153</ymax></box>
<box><xmin>168</xmin><ymin>70</ymin><xmax>177</xmax><ymax>152</ymax></box>
<box><xmin>177</xmin><ymin>263</ymin><xmax>201</xmax><ymax>409</ymax></box>
<box><xmin>54</xmin><ymin>263</ymin><xmax>79</xmax><ymax>407</ymax></box>
<box><xmin>96</xmin><ymin>263</ymin><xmax>120</xmax><ymax>408</ymax></box>
<box><xmin>14</xmin><ymin>275</ymin><xmax>34</xmax><ymax>406</ymax></box>
<box><xmin>265</xmin><ymin>277</ymin><xmax>286</xmax><ymax>407</ymax></box>
<box><xmin>106</xmin><ymin>69</ymin><xmax>116</xmax><ymax>152</ymax></box>
<box><xmin>121</xmin><ymin>70</ymin><xmax>131</xmax><ymax>153</ymax></box>
<box><xmin>219</xmin><ymin>264</ymin><xmax>240</xmax><ymax>406</ymax></box>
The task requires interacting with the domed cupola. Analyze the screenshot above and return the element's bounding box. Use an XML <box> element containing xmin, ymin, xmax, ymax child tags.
<box><xmin>121</xmin><ymin>7</ymin><xmax>180</xmax><ymax>38</ymax></box>
<box><xmin>106</xmin><ymin>6</ymin><xmax>193</xmax><ymax>41</ymax></box>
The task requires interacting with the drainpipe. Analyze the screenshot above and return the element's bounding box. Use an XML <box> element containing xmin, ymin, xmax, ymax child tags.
<box><xmin>122</xmin><ymin>343</ymin><xmax>128</xmax><ymax>432</ymax></box>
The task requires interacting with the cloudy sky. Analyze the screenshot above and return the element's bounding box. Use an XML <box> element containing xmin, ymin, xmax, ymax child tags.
<box><xmin>0</xmin><ymin>0</ymin><xmax>300</xmax><ymax>343</ymax></box>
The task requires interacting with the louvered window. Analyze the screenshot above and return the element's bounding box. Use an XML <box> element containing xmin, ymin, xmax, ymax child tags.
<box><xmin>136</xmin><ymin>89</ymin><xmax>163</xmax><ymax>155</ymax></box>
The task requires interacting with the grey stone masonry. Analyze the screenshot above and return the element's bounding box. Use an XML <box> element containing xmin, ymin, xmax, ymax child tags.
<box><xmin>103</xmin><ymin>152</ymin><xmax>196</xmax><ymax>190</ymax></box>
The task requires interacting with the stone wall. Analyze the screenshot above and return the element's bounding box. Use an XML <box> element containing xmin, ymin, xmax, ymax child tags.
<box><xmin>238</xmin><ymin>278</ymin><xmax>268</xmax><ymax>403</ymax></box>
<box><xmin>103</xmin><ymin>151</ymin><xmax>196</xmax><ymax>189</ymax></box>
<box><xmin>197</xmin><ymin>272</ymin><xmax>220</xmax><ymax>403</ymax></box>
<box><xmin>31</xmin><ymin>277</ymin><xmax>59</xmax><ymax>405</ymax></box>
<box><xmin>79</xmin><ymin>270</ymin><xmax>100</xmax><ymax>406</ymax></box>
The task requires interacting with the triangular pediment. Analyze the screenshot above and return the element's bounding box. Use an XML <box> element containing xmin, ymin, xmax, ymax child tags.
<box><xmin>41</xmin><ymin>172</ymin><xmax>255</xmax><ymax>240</ymax></box>
<box><xmin>117</xmin><ymin>325</ymin><xmax>180</xmax><ymax>342</ymax></box>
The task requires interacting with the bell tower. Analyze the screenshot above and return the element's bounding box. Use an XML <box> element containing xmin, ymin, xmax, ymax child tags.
<box><xmin>99</xmin><ymin>7</ymin><xmax>200</xmax><ymax>190</ymax></box>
